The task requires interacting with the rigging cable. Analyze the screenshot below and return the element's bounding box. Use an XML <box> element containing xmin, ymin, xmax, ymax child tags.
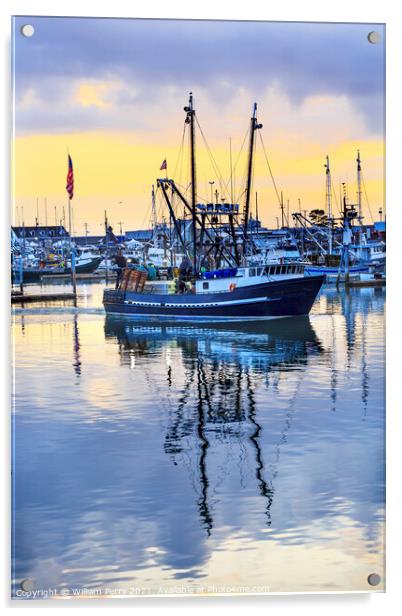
<box><xmin>361</xmin><ymin>171</ymin><xmax>375</xmax><ymax>224</ymax></box>
<box><xmin>330</xmin><ymin>178</ymin><xmax>342</xmax><ymax>216</ymax></box>
<box><xmin>258</xmin><ymin>131</ymin><xmax>282</xmax><ymax>207</ymax></box>
<box><xmin>224</xmin><ymin>124</ymin><xmax>251</xmax><ymax>202</ymax></box>
<box><xmin>173</xmin><ymin>123</ymin><xmax>187</xmax><ymax>183</ymax></box>
<box><xmin>195</xmin><ymin>114</ymin><xmax>227</xmax><ymax>199</ymax></box>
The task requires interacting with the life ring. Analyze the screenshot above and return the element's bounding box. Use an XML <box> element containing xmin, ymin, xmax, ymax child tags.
<box><xmin>229</xmin><ymin>283</ymin><xmax>236</xmax><ymax>292</ymax></box>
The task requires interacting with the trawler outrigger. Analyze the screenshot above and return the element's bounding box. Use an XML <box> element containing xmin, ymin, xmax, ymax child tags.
<box><xmin>103</xmin><ymin>93</ymin><xmax>324</xmax><ymax>321</ymax></box>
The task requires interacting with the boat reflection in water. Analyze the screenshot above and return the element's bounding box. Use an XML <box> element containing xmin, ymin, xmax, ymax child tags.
<box><xmin>104</xmin><ymin>317</ymin><xmax>323</xmax><ymax>535</ymax></box>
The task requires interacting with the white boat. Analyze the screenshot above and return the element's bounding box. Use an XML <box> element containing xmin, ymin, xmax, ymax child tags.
<box><xmin>349</xmin><ymin>240</ymin><xmax>385</xmax><ymax>265</ymax></box>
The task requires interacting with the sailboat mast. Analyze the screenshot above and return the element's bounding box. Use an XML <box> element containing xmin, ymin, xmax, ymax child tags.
<box><xmin>356</xmin><ymin>150</ymin><xmax>362</xmax><ymax>222</ymax></box>
<box><xmin>185</xmin><ymin>92</ymin><xmax>197</xmax><ymax>275</ymax></box>
<box><xmin>243</xmin><ymin>103</ymin><xmax>262</xmax><ymax>254</ymax></box>
<box><xmin>325</xmin><ymin>155</ymin><xmax>333</xmax><ymax>255</ymax></box>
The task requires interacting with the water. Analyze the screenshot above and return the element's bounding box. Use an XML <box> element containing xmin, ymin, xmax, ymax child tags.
<box><xmin>11</xmin><ymin>282</ymin><xmax>385</xmax><ymax>597</ymax></box>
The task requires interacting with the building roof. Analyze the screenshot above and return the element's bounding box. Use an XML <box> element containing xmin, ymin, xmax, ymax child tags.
<box><xmin>12</xmin><ymin>225</ymin><xmax>69</xmax><ymax>239</ymax></box>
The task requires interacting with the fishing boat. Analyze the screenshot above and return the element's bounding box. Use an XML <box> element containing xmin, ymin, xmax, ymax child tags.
<box><xmin>14</xmin><ymin>255</ymin><xmax>103</xmax><ymax>283</ymax></box>
<box><xmin>103</xmin><ymin>94</ymin><xmax>324</xmax><ymax>322</ymax></box>
<box><xmin>349</xmin><ymin>240</ymin><xmax>386</xmax><ymax>265</ymax></box>
<box><xmin>104</xmin><ymin>264</ymin><xmax>324</xmax><ymax>321</ymax></box>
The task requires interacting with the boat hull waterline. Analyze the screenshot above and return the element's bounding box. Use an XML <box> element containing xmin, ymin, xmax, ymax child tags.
<box><xmin>103</xmin><ymin>275</ymin><xmax>325</xmax><ymax>322</ymax></box>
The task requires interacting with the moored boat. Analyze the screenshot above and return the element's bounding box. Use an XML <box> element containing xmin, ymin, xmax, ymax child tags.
<box><xmin>103</xmin><ymin>94</ymin><xmax>324</xmax><ymax>321</ymax></box>
<box><xmin>104</xmin><ymin>263</ymin><xmax>324</xmax><ymax>322</ymax></box>
<box><xmin>15</xmin><ymin>255</ymin><xmax>103</xmax><ymax>283</ymax></box>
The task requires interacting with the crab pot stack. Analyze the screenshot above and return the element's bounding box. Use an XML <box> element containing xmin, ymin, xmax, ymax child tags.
<box><xmin>118</xmin><ymin>268</ymin><xmax>148</xmax><ymax>292</ymax></box>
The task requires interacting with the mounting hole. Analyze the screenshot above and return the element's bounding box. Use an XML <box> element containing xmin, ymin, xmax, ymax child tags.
<box><xmin>20</xmin><ymin>578</ymin><xmax>34</xmax><ymax>591</ymax></box>
<box><xmin>367</xmin><ymin>31</ymin><xmax>380</xmax><ymax>44</ymax></box>
<box><xmin>367</xmin><ymin>573</ymin><xmax>381</xmax><ymax>586</ymax></box>
<box><xmin>21</xmin><ymin>24</ymin><xmax>35</xmax><ymax>38</ymax></box>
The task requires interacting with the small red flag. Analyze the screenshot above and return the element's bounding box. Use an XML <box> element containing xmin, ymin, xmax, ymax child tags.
<box><xmin>160</xmin><ymin>159</ymin><xmax>167</xmax><ymax>171</ymax></box>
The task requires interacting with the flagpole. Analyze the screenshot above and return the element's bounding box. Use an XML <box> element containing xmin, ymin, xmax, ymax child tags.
<box><xmin>68</xmin><ymin>197</ymin><xmax>72</xmax><ymax>249</ymax></box>
<box><xmin>68</xmin><ymin>196</ymin><xmax>76</xmax><ymax>296</ymax></box>
<box><xmin>66</xmin><ymin>150</ymin><xmax>76</xmax><ymax>298</ymax></box>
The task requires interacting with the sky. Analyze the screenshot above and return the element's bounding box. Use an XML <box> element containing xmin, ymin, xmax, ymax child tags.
<box><xmin>12</xmin><ymin>17</ymin><xmax>385</xmax><ymax>234</ymax></box>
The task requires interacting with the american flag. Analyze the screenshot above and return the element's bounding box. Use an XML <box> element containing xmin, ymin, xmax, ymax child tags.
<box><xmin>160</xmin><ymin>159</ymin><xmax>167</xmax><ymax>171</ymax></box>
<box><xmin>66</xmin><ymin>155</ymin><xmax>74</xmax><ymax>199</ymax></box>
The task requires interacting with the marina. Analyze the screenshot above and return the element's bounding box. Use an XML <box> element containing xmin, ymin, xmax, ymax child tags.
<box><xmin>12</xmin><ymin>95</ymin><xmax>385</xmax><ymax>320</ymax></box>
<box><xmin>11</xmin><ymin>16</ymin><xmax>386</xmax><ymax>599</ymax></box>
<box><xmin>11</xmin><ymin>93</ymin><xmax>386</xmax><ymax>595</ymax></box>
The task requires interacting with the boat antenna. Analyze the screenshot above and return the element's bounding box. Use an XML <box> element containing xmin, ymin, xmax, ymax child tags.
<box><xmin>243</xmin><ymin>103</ymin><xmax>262</xmax><ymax>254</ymax></box>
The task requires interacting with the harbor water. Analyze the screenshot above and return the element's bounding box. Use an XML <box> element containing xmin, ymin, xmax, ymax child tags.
<box><xmin>11</xmin><ymin>282</ymin><xmax>385</xmax><ymax>597</ymax></box>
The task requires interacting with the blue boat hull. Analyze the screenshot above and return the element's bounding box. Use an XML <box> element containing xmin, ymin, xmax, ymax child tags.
<box><xmin>103</xmin><ymin>275</ymin><xmax>325</xmax><ymax>322</ymax></box>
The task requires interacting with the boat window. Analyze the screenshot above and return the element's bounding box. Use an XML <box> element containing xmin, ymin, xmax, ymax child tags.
<box><xmin>237</xmin><ymin>269</ymin><xmax>245</xmax><ymax>277</ymax></box>
<box><xmin>202</xmin><ymin>282</ymin><xmax>209</xmax><ymax>290</ymax></box>
<box><xmin>249</xmin><ymin>268</ymin><xmax>256</xmax><ymax>276</ymax></box>
<box><xmin>257</xmin><ymin>267</ymin><xmax>263</xmax><ymax>276</ymax></box>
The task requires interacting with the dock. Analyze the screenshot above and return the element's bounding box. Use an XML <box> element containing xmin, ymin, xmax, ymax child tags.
<box><xmin>40</xmin><ymin>272</ymin><xmax>116</xmax><ymax>282</ymax></box>
<box><xmin>346</xmin><ymin>278</ymin><xmax>386</xmax><ymax>288</ymax></box>
<box><xmin>11</xmin><ymin>292</ymin><xmax>77</xmax><ymax>304</ymax></box>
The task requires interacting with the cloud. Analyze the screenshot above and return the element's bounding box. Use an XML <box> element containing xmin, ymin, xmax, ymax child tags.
<box><xmin>13</xmin><ymin>17</ymin><xmax>385</xmax><ymax>135</ymax></box>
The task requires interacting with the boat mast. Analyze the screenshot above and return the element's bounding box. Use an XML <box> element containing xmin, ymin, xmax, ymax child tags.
<box><xmin>184</xmin><ymin>92</ymin><xmax>197</xmax><ymax>275</ymax></box>
<box><xmin>151</xmin><ymin>184</ymin><xmax>157</xmax><ymax>245</ymax></box>
<box><xmin>356</xmin><ymin>150</ymin><xmax>362</xmax><ymax>222</ymax></box>
<box><xmin>325</xmin><ymin>155</ymin><xmax>333</xmax><ymax>255</ymax></box>
<box><xmin>280</xmin><ymin>191</ymin><xmax>285</xmax><ymax>229</ymax></box>
<box><xmin>243</xmin><ymin>103</ymin><xmax>262</xmax><ymax>255</ymax></box>
<box><xmin>356</xmin><ymin>150</ymin><xmax>363</xmax><ymax>245</ymax></box>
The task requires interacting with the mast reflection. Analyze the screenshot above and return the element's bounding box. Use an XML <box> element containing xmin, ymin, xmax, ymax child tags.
<box><xmin>72</xmin><ymin>313</ymin><xmax>82</xmax><ymax>377</ymax></box>
<box><xmin>104</xmin><ymin>317</ymin><xmax>323</xmax><ymax>534</ymax></box>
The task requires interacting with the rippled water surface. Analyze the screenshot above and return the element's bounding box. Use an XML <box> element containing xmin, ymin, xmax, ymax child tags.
<box><xmin>12</xmin><ymin>282</ymin><xmax>385</xmax><ymax>597</ymax></box>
